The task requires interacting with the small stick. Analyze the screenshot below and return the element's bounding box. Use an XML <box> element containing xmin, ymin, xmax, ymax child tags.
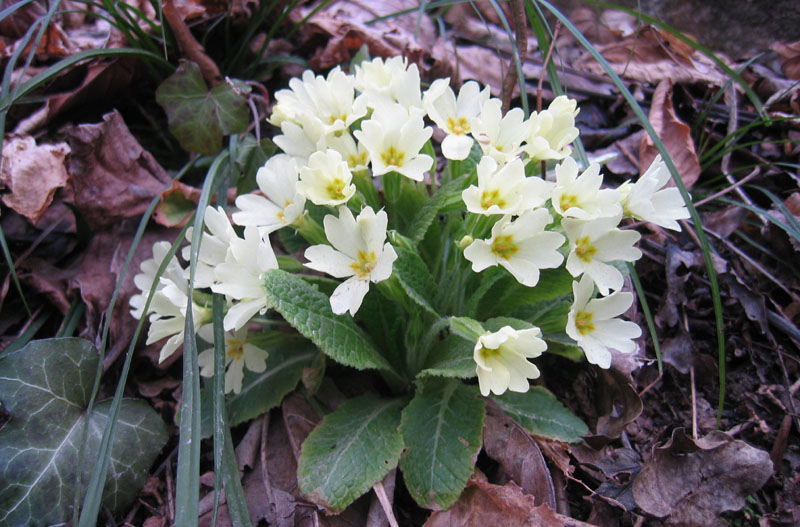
<box><xmin>373</xmin><ymin>480</ymin><xmax>399</xmax><ymax>527</ymax></box>
<box><xmin>162</xmin><ymin>0</ymin><xmax>221</xmax><ymax>85</ymax></box>
<box><xmin>694</xmin><ymin>167</ymin><xmax>760</xmax><ymax>207</ymax></box>
<box><xmin>690</xmin><ymin>366</ymin><xmax>698</xmax><ymax>439</ymax></box>
<box><xmin>501</xmin><ymin>0</ymin><xmax>529</xmax><ymax>113</ymax></box>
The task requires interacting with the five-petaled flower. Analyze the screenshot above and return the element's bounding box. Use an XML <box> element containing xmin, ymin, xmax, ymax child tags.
<box><xmin>473</xmin><ymin>325</ymin><xmax>547</xmax><ymax>396</ymax></box>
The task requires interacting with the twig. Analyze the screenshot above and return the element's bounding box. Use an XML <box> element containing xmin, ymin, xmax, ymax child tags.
<box><xmin>501</xmin><ymin>0</ymin><xmax>528</xmax><ymax>113</ymax></box>
<box><xmin>694</xmin><ymin>167</ymin><xmax>761</xmax><ymax>207</ymax></box>
<box><xmin>690</xmin><ymin>366</ymin><xmax>698</xmax><ymax>439</ymax></box>
<box><xmin>536</xmin><ymin>22</ymin><xmax>561</xmax><ymax>114</ymax></box>
<box><xmin>162</xmin><ymin>0</ymin><xmax>221</xmax><ymax>85</ymax></box>
<box><xmin>372</xmin><ymin>478</ymin><xmax>399</xmax><ymax>527</ymax></box>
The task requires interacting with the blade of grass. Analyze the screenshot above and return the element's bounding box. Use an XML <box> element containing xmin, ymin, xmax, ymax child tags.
<box><xmin>55</xmin><ymin>297</ymin><xmax>86</xmax><ymax>338</ymax></box>
<box><xmin>1</xmin><ymin>308</ymin><xmax>51</xmax><ymax>355</ymax></box>
<box><xmin>628</xmin><ymin>262</ymin><xmax>661</xmax><ymax>374</ymax></box>
<box><xmin>175</xmin><ymin>150</ymin><xmax>231</xmax><ymax>527</ymax></box>
<box><xmin>534</xmin><ymin>0</ymin><xmax>727</xmax><ymax>426</ymax></box>
<box><xmin>0</xmin><ymin>225</ymin><xmax>31</xmax><ymax>316</ymax></box>
<box><xmin>77</xmin><ymin>157</ymin><xmax>198</xmax><ymax>526</ymax></box>
<box><xmin>486</xmin><ymin>0</ymin><xmax>529</xmax><ymax>116</ymax></box>
<box><xmin>211</xmin><ymin>293</ymin><xmax>252</xmax><ymax>527</ymax></box>
<box><xmin>715</xmin><ymin>196</ymin><xmax>800</xmax><ymax>245</ymax></box>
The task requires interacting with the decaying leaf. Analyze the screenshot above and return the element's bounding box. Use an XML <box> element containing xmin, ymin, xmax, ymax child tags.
<box><xmin>482</xmin><ymin>411</ymin><xmax>556</xmax><ymax>508</ymax></box>
<box><xmin>63</xmin><ymin>110</ymin><xmax>171</xmax><ymax>229</ymax></box>
<box><xmin>632</xmin><ymin>428</ymin><xmax>773</xmax><ymax>527</ymax></box>
<box><xmin>639</xmin><ymin>80</ymin><xmax>701</xmax><ymax>190</ymax></box>
<box><xmin>0</xmin><ymin>136</ymin><xmax>70</xmax><ymax>224</ymax></box>
<box><xmin>593</xmin><ymin>369</ymin><xmax>643</xmax><ymax>441</ymax></box>
<box><xmin>771</xmin><ymin>40</ymin><xmax>800</xmax><ymax>80</ymax></box>
<box><xmin>423</xmin><ymin>471</ymin><xmax>594</xmax><ymax>527</ymax></box>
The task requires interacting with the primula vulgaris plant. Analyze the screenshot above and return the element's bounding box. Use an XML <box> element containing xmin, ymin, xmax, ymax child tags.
<box><xmin>132</xmin><ymin>55</ymin><xmax>690</xmax><ymax>511</ymax></box>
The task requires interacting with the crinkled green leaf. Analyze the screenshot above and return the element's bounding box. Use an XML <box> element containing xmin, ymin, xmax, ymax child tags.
<box><xmin>418</xmin><ymin>334</ymin><xmax>476</xmax><ymax>379</ymax></box>
<box><xmin>199</xmin><ymin>339</ymin><xmax>317</xmax><ymax>437</ymax></box>
<box><xmin>399</xmin><ymin>378</ymin><xmax>485</xmax><ymax>510</ymax></box>
<box><xmin>262</xmin><ymin>269</ymin><xmax>394</xmax><ymax>372</ymax></box>
<box><xmin>392</xmin><ymin>245</ymin><xmax>439</xmax><ymax>317</ymax></box>
<box><xmin>477</xmin><ymin>268</ymin><xmax>573</xmax><ymax>320</ymax></box>
<box><xmin>493</xmin><ymin>387</ymin><xmax>588</xmax><ymax>443</ymax></box>
<box><xmin>0</xmin><ymin>338</ymin><xmax>167</xmax><ymax>526</ymax></box>
<box><xmin>156</xmin><ymin>61</ymin><xmax>249</xmax><ymax>155</ymax></box>
<box><xmin>298</xmin><ymin>394</ymin><xmax>405</xmax><ymax>512</ymax></box>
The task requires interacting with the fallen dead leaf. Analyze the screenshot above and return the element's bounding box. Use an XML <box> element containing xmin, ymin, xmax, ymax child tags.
<box><xmin>0</xmin><ymin>136</ymin><xmax>70</xmax><ymax>224</ymax></box>
<box><xmin>63</xmin><ymin>110</ymin><xmax>171</xmax><ymax>229</ymax></box>
<box><xmin>570</xmin><ymin>7</ymin><xmax>638</xmax><ymax>45</ymax></box>
<box><xmin>639</xmin><ymin>80</ymin><xmax>701</xmax><ymax>190</ymax></box>
<box><xmin>771</xmin><ymin>40</ymin><xmax>800</xmax><ymax>80</ymax></box>
<box><xmin>632</xmin><ymin>428</ymin><xmax>773</xmax><ymax>527</ymax></box>
<box><xmin>482</xmin><ymin>410</ymin><xmax>556</xmax><ymax>508</ymax></box>
<box><xmin>656</xmin><ymin>243</ymin><xmax>698</xmax><ymax>328</ymax></box>
<box><xmin>592</xmin><ymin>369</ymin><xmax>643</xmax><ymax>442</ymax></box>
<box><xmin>291</xmin><ymin>0</ymin><xmax>437</xmax><ymax>70</ymax></box>
<box><xmin>423</xmin><ymin>470</ymin><xmax>594</xmax><ymax>527</ymax></box>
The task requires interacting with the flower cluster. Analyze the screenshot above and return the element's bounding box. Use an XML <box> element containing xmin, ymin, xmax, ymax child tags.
<box><xmin>131</xmin><ymin>56</ymin><xmax>691</xmax><ymax>397</ymax></box>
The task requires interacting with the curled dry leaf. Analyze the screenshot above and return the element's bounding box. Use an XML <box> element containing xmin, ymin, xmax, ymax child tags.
<box><xmin>482</xmin><ymin>410</ymin><xmax>556</xmax><ymax>508</ymax></box>
<box><xmin>0</xmin><ymin>136</ymin><xmax>70</xmax><ymax>224</ymax></box>
<box><xmin>290</xmin><ymin>0</ymin><xmax>437</xmax><ymax>69</ymax></box>
<box><xmin>63</xmin><ymin>110</ymin><xmax>171</xmax><ymax>229</ymax></box>
<box><xmin>632</xmin><ymin>428</ymin><xmax>773</xmax><ymax>527</ymax></box>
<box><xmin>639</xmin><ymin>79</ymin><xmax>701</xmax><ymax>190</ymax></box>
<box><xmin>423</xmin><ymin>470</ymin><xmax>594</xmax><ymax>527</ymax></box>
<box><xmin>592</xmin><ymin>369</ymin><xmax>644</xmax><ymax>442</ymax></box>
<box><xmin>771</xmin><ymin>40</ymin><xmax>800</xmax><ymax>80</ymax></box>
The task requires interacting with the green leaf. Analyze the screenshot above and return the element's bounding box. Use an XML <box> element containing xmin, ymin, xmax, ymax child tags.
<box><xmin>392</xmin><ymin>246</ymin><xmax>439</xmax><ymax>317</ymax></box>
<box><xmin>492</xmin><ymin>387</ymin><xmax>588</xmax><ymax>443</ymax></box>
<box><xmin>156</xmin><ymin>61</ymin><xmax>249</xmax><ymax>155</ymax></box>
<box><xmin>262</xmin><ymin>269</ymin><xmax>395</xmax><ymax>372</ymax></box>
<box><xmin>0</xmin><ymin>339</ymin><xmax>167</xmax><ymax>526</ymax></box>
<box><xmin>477</xmin><ymin>268</ymin><xmax>574</xmax><ymax>319</ymax></box>
<box><xmin>419</xmin><ymin>334</ymin><xmax>476</xmax><ymax>379</ymax></box>
<box><xmin>399</xmin><ymin>378</ymin><xmax>485</xmax><ymax>509</ymax></box>
<box><xmin>199</xmin><ymin>340</ymin><xmax>317</xmax><ymax>437</ymax></box>
<box><xmin>298</xmin><ymin>394</ymin><xmax>405</xmax><ymax>512</ymax></box>
<box><xmin>405</xmin><ymin>175</ymin><xmax>469</xmax><ymax>243</ymax></box>
<box><xmin>448</xmin><ymin>316</ymin><xmax>486</xmax><ymax>342</ymax></box>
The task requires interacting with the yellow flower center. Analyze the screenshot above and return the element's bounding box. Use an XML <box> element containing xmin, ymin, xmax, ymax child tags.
<box><xmin>348</xmin><ymin>151</ymin><xmax>369</xmax><ymax>169</ymax></box>
<box><xmin>480</xmin><ymin>189</ymin><xmax>507</xmax><ymax>210</ymax></box>
<box><xmin>447</xmin><ymin>116</ymin><xmax>470</xmax><ymax>136</ymax></box>
<box><xmin>574</xmin><ymin>236</ymin><xmax>597</xmax><ymax>262</ymax></box>
<box><xmin>479</xmin><ymin>346</ymin><xmax>501</xmax><ymax>361</ymax></box>
<box><xmin>559</xmin><ymin>193</ymin><xmax>579</xmax><ymax>211</ymax></box>
<box><xmin>574</xmin><ymin>311</ymin><xmax>594</xmax><ymax>335</ymax></box>
<box><xmin>380</xmin><ymin>145</ymin><xmax>405</xmax><ymax>167</ymax></box>
<box><xmin>326</xmin><ymin>177</ymin><xmax>347</xmax><ymax>201</ymax></box>
<box><xmin>329</xmin><ymin>113</ymin><xmax>348</xmax><ymax>125</ymax></box>
<box><xmin>490</xmin><ymin>235</ymin><xmax>518</xmax><ymax>260</ymax></box>
<box><xmin>226</xmin><ymin>337</ymin><xmax>245</xmax><ymax>361</ymax></box>
<box><xmin>349</xmin><ymin>249</ymin><xmax>377</xmax><ymax>278</ymax></box>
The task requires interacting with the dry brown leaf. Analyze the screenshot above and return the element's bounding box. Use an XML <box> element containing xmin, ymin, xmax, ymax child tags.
<box><xmin>0</xmin><ymin>136</ymin><xmax>70</xmax><ymax>224</ymax></box>
<box><xmin>423</xmin><ymin>471</ymin><xmax>594</xmax><ymax>527</ymax></box>
<box><xmin>482</xmin><ymin>411</ymin><xmax>556</xmax><ymax>508</ymax></box>
<box><xmin>593</xmin><ymin>369</ymin><xmax>643</xmax><ymax>441</ymax></box>
<box><xmin>771</xmin><ymin>40</ymin><xmax>800</xmax><ymax>80</ymax></box>
<box><xmin>63</xmin><ymin>110</ymin><xmax>171</xmax><ymax>229</ymax></box>
<box><xmin>639</xmin><ymin>79</ymin><xmax>701</xmax><ymax>190</ymax></box>
<box><xmin>632</xmin><ymin>428</ymin><xmax>773</xmax><ymax>527</ymax></box>
<box><xmin>570</xmin><ymin>7</ymin><xmax>638</xmax><ymax>45</ymax></box>
<box><xmin>291</xmin><ymin>0</ymin><xmax>437</xmax><ymax>70</ymax></box>
<box><xmin>575</xmin><ymin>25</ymin><xmax>729</xmax><ymax>86</ymax></box>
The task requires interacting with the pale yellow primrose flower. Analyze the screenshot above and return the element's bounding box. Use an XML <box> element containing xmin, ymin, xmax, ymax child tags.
<box><xmin>471</xmin><ymin>98</ymin><xmax>531</xmax><ymax>163</ymax></box>
<box><xmin>354</xmin><ymin>103</ymin><xmax>433</xmax><ymax>182</ymax></box>
<box><xmin>354</xmin><ymin>56</ymin><xmax>424</xmax><ymax>114</ymax></box>
<box><xmin>463</xmin><ymin>209</ymin><xmax>565</xmax><ymax>287</ymax></box>
<box><xmin>130</xmin><ymin>240</ymin><xmax>186</xmax><ymax>320</ymax></box>
<box><xmin>181</xmin><ymin>206</ymin><xmax>239</xmax><ymax>289</ymax></box>
<box><xmin>462</xmin><ymin>156</ymin><xmax>552</xmax><ymax>216</ymax></box>
<box><xmin>296</xmin><ymin>149</ymin><xmax>356</xmax><ymax>206</ymax></box>
<box><xmin>524</xmin><ymin>95</ymin><xmax>580</xmax><ymax>161</ymax></box>
<box><xmin>198</xmin><ymin>326</ymin><xmax>268</xmax><ymax>394</ymax></box>
<box><xmin>566</xmin><ymin>275</ymin><xmax>641</xmax><ymax>368</ymax></box>
<box><xmin>325</xmin><ymin>132</ymin><xmax>370</xmax><ymax>172</ymax></box>
<box><xmin>423</xmin><ymin>79</ymin><xmax>490</xmax><ymax>160</ymax></box>
<box><xmin>273</xmin><ymin>119</ymin><xmax>324</xmax><ymax>167</ymax></box>
<box><xmin>233</xmin><ymin>154</ymin><xmax>306</xmax><ymax>236</ymax></box>
<box><xmin>618</xmin><ymin>155</ymin><xmax>690</xmax><ymax>231</ymax></box>
<box><xmin>563</xmin><ymin>211</ymin><xmax>642</xmax><ymax>295</ymax></box>
<box><xmin>304</xmin><ymin>206</ymin><xmax>398</xmax><ymax>316</ymax></box>
<box><xmin>269</xmin><ymin>66</ymin><xmax>366</xmax><ymax>136</ymax></box>
<box><xmin>551</xmin><ymin>157</ymin><xmax>621</xmax><ymax>220</ymax></box>
<box><xmin>473</xmin><ymin>326</ymin><xmax>546</xmax><ymax>396</ymax></box>
<box><xmin>211</xmin><ymin>222</ymin><xmax>279</xmax><ymax>331</ymax></box>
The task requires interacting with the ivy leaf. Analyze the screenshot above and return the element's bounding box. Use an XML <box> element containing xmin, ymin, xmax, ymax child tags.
<box><xmin>298</xmin><ymin>394</ymin><xmax>405</xmax><ymax>512</ymax></box>
<box><xmin>262</xmin><ymin>269</ymin><xmax>395</xmax><ymax>373</ymax></box>
<box><xmin>156</xmin><ymin>61</ymin><xmax>249</xmax><ymax>155</ymax></box>
<box><xmin>400</xmin><ymin>378</ymin><xmax>485</xmax><ymax>510</ymax></box>
<box><xmin>419</xmin><ymin>334</ymin><xmax>476</xmax><ymax>379</ymax></box>
<box><xmin>492</xmin><ymin>387</ymin><xmax>589</xmax><ymax>443</ymax></box>
<box><xmin>199</xmin><ymin>339</ymin><xmax>317</xmax><ymax>438</ymax></box>
<box><xmin>392</xmin><ymin>245</ymin><xmax>439</xmax><ymax>317</ymax></box>
<box><xmin>0</xmin><ymin>338</ymin><xmax>167</xmax><ymax>526</ymax></box>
